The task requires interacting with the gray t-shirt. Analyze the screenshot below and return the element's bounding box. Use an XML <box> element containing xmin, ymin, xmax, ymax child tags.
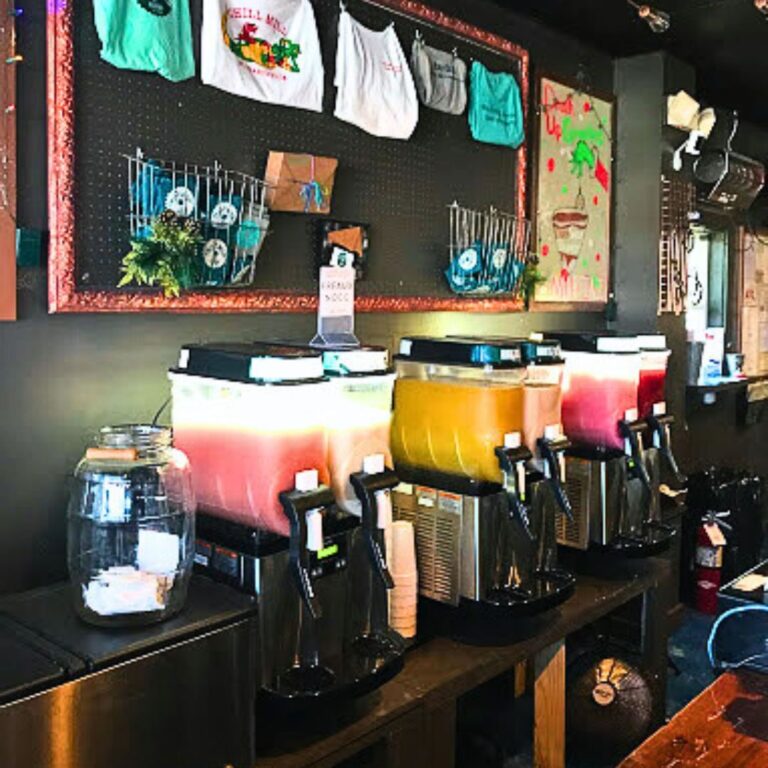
<box><xmin>411</xmin><ymin>36</ymin><xmax>467</xmax><ymax>115</ymax></box>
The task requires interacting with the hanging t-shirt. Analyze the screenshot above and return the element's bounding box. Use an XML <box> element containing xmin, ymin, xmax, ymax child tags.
<box><xmin>334</xmin><ymin>9</ymin><xmax>418</xmax><ymax>140</ymax></box>
<box><xmin>201</xmin><ymin>0</ymin><xmax>324</xmax><ymax>112</ymax></box>
<box><xmin>468</xmin><ymin>61</ymin><xmax>524</xmax><ymax>149</ymax></box>
<box><xmin>410</xmin><ymin>35</ymin><xmax>466</xmax><ymax>115</ymax></box>
<box><xmin>92</xmin><ymin>0</ymin><xmax>195</xmax><ymax>82</ymax></box>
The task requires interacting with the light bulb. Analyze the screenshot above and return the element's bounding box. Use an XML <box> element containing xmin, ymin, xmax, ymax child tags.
<box><xmin>638</xmin><ymin>4</ymin><xmax>671</xmax><ymax>33</ymax></box>
<box><xmin>755</xmin><ymin>0</ymin><xmax>768</xmax><ymax>17</ymax></box>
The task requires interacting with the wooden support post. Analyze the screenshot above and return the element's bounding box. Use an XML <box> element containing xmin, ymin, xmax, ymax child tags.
<box><xmin>384</xmin><ymin>700</ymin><xmax>456</xmax><ymax>768</ymax></box>
<box><xmin>534</xmin><ymin>640</ymin><xmax>565</xmax><ymax>768</ymax></box>
<box><xmin>514</xmin><ymin>661</ymin><xmax>527</xmax><ymax>698</ymax></box>
<box><xmin>381</xmin><ymin>713</ymin><xmax>425</xmax><ymax>768</ymax></box>
<box><xmin>640</xmin><ymin>570</ymin><xmax>671</xmax><ymax>730</ymax></box>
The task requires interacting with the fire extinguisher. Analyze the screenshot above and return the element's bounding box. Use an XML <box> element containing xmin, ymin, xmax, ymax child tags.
<box><xmin>694</xmin><ymin>511</ymin><xmax>730</xmax><ymax>615</ymax></box>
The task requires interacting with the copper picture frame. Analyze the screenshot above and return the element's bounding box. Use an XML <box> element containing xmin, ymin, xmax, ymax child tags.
<box><xmin>47</xmin><ymin>0</ymin><xmax>529</xmax><ymax>313</ymax></box>
<box><xmin>0</xmin><ymin>8</ymin><xmax>16</xmax><ymax>321</ymax></box>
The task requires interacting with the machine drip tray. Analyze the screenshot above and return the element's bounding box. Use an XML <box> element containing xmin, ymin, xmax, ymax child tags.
<box><xmin>353</xmin><ymin>631</ymin><xmax>404</xmax><ymax>659</ymax></box>
<box><xmin>276</xmin><ymin>664</ymin><xmax>336</xmax><ymax>697</ymax></box>
<box><xmin>261</xmin><ymin>635</ymin><xmax>405</xmax><ymax>713</ymax></box>
<box><xmin>607</xmin><ymin>522</ymin><xmax>675</xmax><ymax>557</ymax></box>
<box><xmin>484</xmin><ymin>569</ymin><xmax>576</xmax><ymax>615</ymax></box>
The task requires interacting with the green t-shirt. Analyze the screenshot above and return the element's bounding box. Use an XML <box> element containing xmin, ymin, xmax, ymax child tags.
<box><xmin>93</xmin><ymin>0</ymin><xmax>195</xmax><ymax>82</ymax></box>
<box><xmin>468</xmin><ymin>61</ymin><xmax>524</xmax><ymax>149</ymax></box>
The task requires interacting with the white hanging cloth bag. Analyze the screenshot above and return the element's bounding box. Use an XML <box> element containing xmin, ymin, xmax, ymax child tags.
<box><xmin>202</xmin><ymin>0</ymin><xmax>324</xmax><ymax>112</ymax></box>
<box><xmin>334</xmin><ymin>6</ymin><xmax>419</xmax><ymax>140</ymax></box>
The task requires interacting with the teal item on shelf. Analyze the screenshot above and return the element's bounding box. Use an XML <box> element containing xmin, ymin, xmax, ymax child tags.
<box><xmin>92</xmin><ymin>0</ymin><xmax>195</xmax><ymax>82</ymax></box>
<box><xmin>133</xmin><ymin>160</ymin><xmax>173</xmax><ymax>220</ymax></box>
<box><xmin>468</xmin><ymin>61</ymin><xmax>524</xmax><ymax>149</ymax></box>
<box><xmin>235</xmin><ymin>220</ymin><xmax>262</xmax><ymax>251</ymax></box>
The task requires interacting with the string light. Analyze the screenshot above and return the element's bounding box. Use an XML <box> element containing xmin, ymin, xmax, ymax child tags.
<box><xmin>626</xmin><ymin>0</ymin><xmax>671</xmax><ymax>33</ymax></box>
<box><xmin>755</xmin><ymin>0</ymin><xmax>768</xmax><ymax>18</ymax></box>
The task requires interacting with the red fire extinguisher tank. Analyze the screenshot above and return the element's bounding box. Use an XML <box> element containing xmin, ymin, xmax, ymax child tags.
<box><xmin>694</xmin><ymin>520</ymin><xmax>726</xmax><ymax>615</ymax></box>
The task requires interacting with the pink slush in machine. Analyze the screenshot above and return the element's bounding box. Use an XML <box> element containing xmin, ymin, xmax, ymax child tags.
<box><xmin>549</xmin><ymin>332</ymin><xmax>675</xmax><ymax>556</ymax></box>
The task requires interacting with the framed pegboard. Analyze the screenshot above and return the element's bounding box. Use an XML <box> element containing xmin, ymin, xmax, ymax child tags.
<box><xmin>48</xmin><ymin>0</ymin><xmax>528</xmax><ymax>313</ymax></box>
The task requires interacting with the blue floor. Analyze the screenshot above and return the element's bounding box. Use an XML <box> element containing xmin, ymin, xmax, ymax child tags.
<box><xmin>666</xmin><ymin>608</ymin><xmax>716</xmax><ymax>719</ymax></box>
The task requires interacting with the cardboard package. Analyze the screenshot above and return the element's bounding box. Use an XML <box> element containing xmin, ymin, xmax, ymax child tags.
<box><xmin>265</xmin><ymin>152</ymin><xmax>338</xmax><ymax>214</ymax></box>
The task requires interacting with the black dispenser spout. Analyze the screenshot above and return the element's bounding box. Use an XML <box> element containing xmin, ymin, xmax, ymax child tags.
<box><xmin>647</xmin><ymin>413</ymin><xmax>687</xmax><ymax>485</ymax></box>
<box><xmin>495</xmin><ymin>441</ymin><xmax>534</xmax><ymax>538</ymax></box>
<box><xmin>279</xmin><ymin>484</ymin><xmax>335</xmax><ymax>620</ymax></box>
<box><xmin>350</xmin><ymin>468</ymin><xmax>399</xmax><ymax>592</ymax></box>
<box><xmin>351</xmin><ymin>466</ymin><xmax>405</xmax><ymax>652</ymax></box>
<box><xmin>619</xmin><ymin>418</ymin><xmax>652</xmax><ymax>494</ymax></box>
<box><xmin>536</xmin><ymin>434</ymin><xmax>573</xmax><ymax>521</ymax></box>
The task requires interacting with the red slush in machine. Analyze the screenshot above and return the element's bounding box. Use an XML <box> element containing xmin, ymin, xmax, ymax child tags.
<box><xmin>548</xmin><ymin>333</ymin><xmax>676</xmax><ymax>556</ymax></box>
<box><xmin>169</xmin><ymin>343</ymin><xmax>404</xmax><ymax>713</ymax></box>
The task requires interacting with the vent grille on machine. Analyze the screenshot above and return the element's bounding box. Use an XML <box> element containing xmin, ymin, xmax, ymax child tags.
<box><xmin>392</xmin><ymin>492</ymin><xmax>461</xmax><ymax>605</ymax></box>
<box><xmin>557</xmin><ymin>460</ymin><xmax>591</xmax><ymax>549</ymax></box>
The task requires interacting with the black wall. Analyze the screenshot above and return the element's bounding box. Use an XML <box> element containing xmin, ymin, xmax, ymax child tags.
<box><xmin>0</xmin><ymin>0</ymin><xmax>611</xmax><ymax>594</ymax></box>
<box><xmin>613</xmin><ymin>52</ymin><xmax>768</xmax><ymax>483</ymax></box>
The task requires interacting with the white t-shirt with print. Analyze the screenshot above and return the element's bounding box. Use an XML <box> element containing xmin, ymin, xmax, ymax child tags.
<box><xmin>334</xmin><ymin>9</ymin><xmax>418</xmax><ymax>140</ymax></box>
<box><xmin>202</xmin><ymin>0</ymin><xmax>324</xmax><ymax>112</ymax></box>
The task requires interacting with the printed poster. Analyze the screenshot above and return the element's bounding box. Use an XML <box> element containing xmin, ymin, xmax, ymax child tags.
<box><xmin>534</xmin><ymin>77</ymin><xmax>613</xmax><ymax>304</ymax></box>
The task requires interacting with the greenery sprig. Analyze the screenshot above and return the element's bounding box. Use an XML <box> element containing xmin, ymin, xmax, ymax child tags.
<box><xmin>520</xmin><ymin>258</ymin><xmax>546</xmax><ymax>311</ymax></box>
<box><xmin>118</xmin><ymin>211</ymin><xmax>203</xmax><ymax>298</ymax></box>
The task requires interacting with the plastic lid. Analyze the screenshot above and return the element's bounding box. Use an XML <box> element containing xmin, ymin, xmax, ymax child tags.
<box><xmin>637</xmin><ymin>334</ymin><xmax>668</xmax><ymax>351</ymax></box>
<box><xmin>445</xmin><ymin>335</ymin><xmax>563</xmax><ymax>366</ymax></box>
<box><xmin>521</xmin><ymin>339</ymin><xmax>564</xmax><ymax>365</ymax></box>
<box><xmin>547</xmin><ymin>332</ymin><xmax>640</xmax><ymax>354</ymax></box>
<box><xmin>396</xmin><ymin>336</ymin><xmax>524</xmax><ymax>368</ymax></box>
<box><xmin>321</xmin><ymin>346</ymin><xmax>390</xmax><ymax>376</ymax></box>
<box><xmin>173</xmin><ymin>343</ymin><xmax>325</xmax><ymax>384</ymax></box>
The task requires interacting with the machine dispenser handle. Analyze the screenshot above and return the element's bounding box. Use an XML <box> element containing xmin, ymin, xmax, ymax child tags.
<box><xmin>350</xmin><ymin>469</ymin><xmax>399</xmax><ymax>591</ymax></box>
<box><xmin>279</xmin><ymin>484</ymin><xmax>335</xmax><ymax>621</ymax></box>
<box><xmin>495</xmin><ymin>442</ymin><xmax>534</xmax><ymax>539</ymax></box>
<box><xmin>537</xmin><ymin>435</ymin><xmax>574</xmax><ymax>521</ymax></box>
<box><xmin>648</xmin><ymin>414</ymin><xmax>687</xmax><ymax>485</ymax></box>
<box><xmin>620</xmin><ymin>419</ymin><xmax>652</xmax><ymax>494</ymax></box>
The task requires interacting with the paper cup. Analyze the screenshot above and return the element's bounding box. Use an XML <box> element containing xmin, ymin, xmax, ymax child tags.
<box><xmin>391</xmin><ymin>521</ymin><xmax>416</xmax><ymax>574</ymax></box>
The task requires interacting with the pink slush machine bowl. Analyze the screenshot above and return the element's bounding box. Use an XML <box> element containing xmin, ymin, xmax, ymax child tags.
<box><xmin>560</xmin><ymin>346</ymin><xmax>641</xmax><ymax>451</ymax></box>
<box><xmin>169</xmin><ymin>343</ymin><xmax>331</xmax><ymax>537</ymax></box>
<box><xmin>638</xmin><ymin>346</ymin><xmax>671</xmax><ymax>418</ymax></box>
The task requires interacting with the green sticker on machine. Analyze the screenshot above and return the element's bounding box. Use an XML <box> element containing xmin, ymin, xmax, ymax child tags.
<box><xmin>318</xmin><ymin>544</ymin><xmax>339</xmax><ymax>560</ymax></box>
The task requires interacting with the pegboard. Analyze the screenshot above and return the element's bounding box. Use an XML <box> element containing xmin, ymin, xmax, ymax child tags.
<box><xmin>72</xmin><ymin>0</ymin><xmax>524</xmax><ymax>298</ymax></box>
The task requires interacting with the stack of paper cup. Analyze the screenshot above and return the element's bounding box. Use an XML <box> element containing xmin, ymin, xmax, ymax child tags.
<box><xmin>389</xmin><ymin>520</ymin><xmax>418</xmax><ymax>639</ymax></box>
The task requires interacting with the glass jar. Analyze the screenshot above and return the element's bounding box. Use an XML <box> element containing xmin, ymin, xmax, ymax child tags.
<box><xmin>67</xmin><ymin>425</ymin><xmax>196</xmax><ymax>627</ymax></box>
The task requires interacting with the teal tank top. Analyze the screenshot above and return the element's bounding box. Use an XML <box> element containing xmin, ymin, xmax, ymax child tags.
<box><xmin>92</xmin><ymin>0</ymin><xmax>195</xmax><ymax>82</ymax></box>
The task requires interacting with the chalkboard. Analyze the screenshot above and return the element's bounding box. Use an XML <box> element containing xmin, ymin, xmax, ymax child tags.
<box><xmin>49</xmin><ymin>0</ymin><xmax>529</xmax><ymax>312</ymax></box>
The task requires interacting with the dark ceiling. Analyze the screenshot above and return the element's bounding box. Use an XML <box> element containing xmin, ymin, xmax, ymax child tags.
<box><xmin>496</xmin><ymin>0</ymin><xmax>768</xmax><ymax>126</ymax></box>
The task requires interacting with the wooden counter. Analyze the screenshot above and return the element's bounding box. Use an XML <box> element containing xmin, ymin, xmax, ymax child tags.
<box><xmin>255</xmin><ymin>558</ymin><xmax>671</xmax><ymax>768</ymax></box>
<box><xmin>620</xmin><ymin>670</ymin><xmax>768</xmax><ymax>768</ymax></box>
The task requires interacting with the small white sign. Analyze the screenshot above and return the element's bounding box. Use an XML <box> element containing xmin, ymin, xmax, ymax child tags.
<box><xmin>318</xmin><ymin>266</ymin><xmax>355</xmax><ymax>319</ymax></box>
